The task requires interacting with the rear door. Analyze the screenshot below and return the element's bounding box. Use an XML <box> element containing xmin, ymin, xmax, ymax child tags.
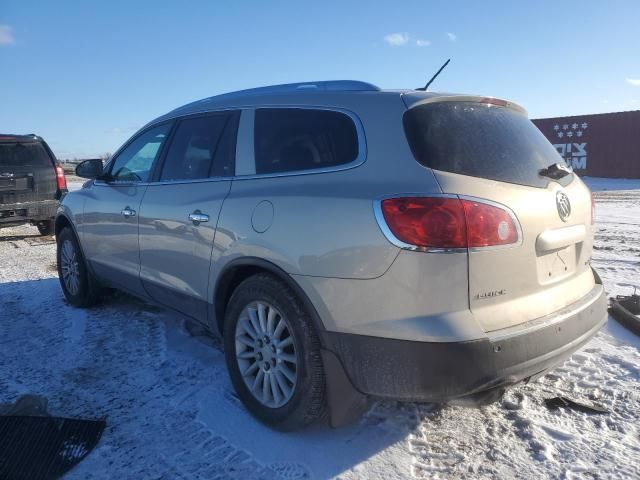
<box><xmin>139</xmin><ymin>111</ymin><xmax>239</xmax><ymax>320</ymax></box>
<box><xmin>403</xmin><ymin>99</ymin><xmax>595</xmax><ymax>331</ymax></box>
<box><xmin>82</xmin><ymin>123</ymin><xmax>172</xmax><ymax>296</ymax></box>
<box><xmin>0</xmin><ymin>138</ymin><xmax>56</xmax><ymax>208</ymax></box>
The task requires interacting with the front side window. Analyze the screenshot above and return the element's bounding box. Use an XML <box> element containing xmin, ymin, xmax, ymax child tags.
<box><xmin>254</xmin><ymin>108</ymin><xmax>359</xmax><ymax>175</ymax></box>
<box><xmin>160</xmin><ymin>112</ymin><xmax>238</xmax><ymax>181</ymax></box>
<box><xmin>109</xmin><ymin>123</ymin><xmax>171</xmax><ymax>182</ymax></box>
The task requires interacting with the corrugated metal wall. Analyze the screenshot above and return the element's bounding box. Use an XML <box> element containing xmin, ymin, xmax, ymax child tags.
<box><xmin>533</xmin><ymin>110</ymin><xmax>640</xmax><ymax>178</ymax></box>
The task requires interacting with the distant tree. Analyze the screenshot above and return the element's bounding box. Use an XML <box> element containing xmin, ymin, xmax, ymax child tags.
<box><xmin>100</xmin><ymin>152</ymin><xmax>111</xmax><ymax>162</ymax></box>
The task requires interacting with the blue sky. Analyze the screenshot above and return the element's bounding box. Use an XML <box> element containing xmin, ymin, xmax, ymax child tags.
<box><xmin>1</xmin><ymin>0</ymin><xmax>640</xmax><ymax>159</ymax></box>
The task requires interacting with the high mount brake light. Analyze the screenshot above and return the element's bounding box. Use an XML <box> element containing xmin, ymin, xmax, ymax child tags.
<box><xmin>479</xmin><ymin>98</ymin><xmax>509</xmax><ymax>107</ymax></box>
<box><xmin>55</xmin><ymin>165</ymin><xmax>67</xmax><ymax>191</ymax></box>
<box><xmin>379</xmin><ymin>196</ymin><xmax>519</xmax><ymax>250</ymax></box>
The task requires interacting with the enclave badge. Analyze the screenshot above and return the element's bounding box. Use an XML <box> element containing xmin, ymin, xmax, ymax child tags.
<box><xmin>556</xmin><ymin>191</ymin><xmax>571</xmax><ymax>222</ymax></box>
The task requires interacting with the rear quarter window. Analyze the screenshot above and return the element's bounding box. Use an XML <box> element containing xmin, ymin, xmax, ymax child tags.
<box><xmin>403</xmin><ymin>102</ymin><xmax>573</xmax><ymax>188</ymax></box>
<box><xmin>254</xmin><ymin>108</ymin><xmax>359</xmax><ymax>175</ymax></box>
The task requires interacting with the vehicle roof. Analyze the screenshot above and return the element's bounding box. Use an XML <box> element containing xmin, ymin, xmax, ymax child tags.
<box><xmin>149</xmin><ymin>81</ymin><xmax>440</xmax><ymax>124</ymax></box>
<box><xmin>0</xmin><ymin>134</ymin><xmax>42</xmax><ymax>144</ymax></box>
<box><xmin>147</xmin><ymin>80</ymin><xmax>526</xmax><ymax>127</ymax></box>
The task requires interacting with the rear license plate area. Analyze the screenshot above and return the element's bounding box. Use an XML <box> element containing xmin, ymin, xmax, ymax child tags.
<box><xmin>536</xmin><ymin>244</ymin><xmax>577</xmax><ymax>283</ymax></box>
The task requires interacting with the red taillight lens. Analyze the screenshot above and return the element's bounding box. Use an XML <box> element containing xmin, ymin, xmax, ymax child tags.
<box><xmin>461</xmin><ymin>200</ymin><xmax>518</xmax><ymax>247</ymax></box>
<box><xmin>591</xmin><ymin>193</ymin><xmax>596</xmax><ymax>225</ymax></box>
<box><xmin>381</xmin><ymin>197</ymin><xmax>467</xmax><ymax>248</ymax></box>
<box><xmin>55</xmin><ymin>165</ymin><xmax>67</xmax><ymax>191</ymax></box>
<box><xmin>379</xmin><ymin>196</ymin><xmax>519</xmax><ymax>249</ymax></box>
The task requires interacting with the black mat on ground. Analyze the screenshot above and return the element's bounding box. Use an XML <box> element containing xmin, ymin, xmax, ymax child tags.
<box><xmin>0</xmin><ymin>415</ymin><xmax>106</xmax><ymax>480</ymax></box>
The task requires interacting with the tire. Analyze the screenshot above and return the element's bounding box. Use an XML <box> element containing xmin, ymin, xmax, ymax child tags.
<box><xmin>56</xmin><ymin>227</ymin><xmax>101</xmax><ymax>307</ymax></box>
<box><xmin>223</xmin><ymin>273</ymin><xmax>327</xmax><ymax>431</ymax></box>
<box><xmin>37</xmin><ymin>220</ymin><xmax>54</xmax><ymax>236</ymax></box>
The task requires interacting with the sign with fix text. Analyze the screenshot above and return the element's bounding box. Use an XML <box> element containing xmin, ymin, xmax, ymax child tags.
<box><xmin>551</xmin><ymin>121</ymin><xmax>588</xmax><ymax>171</ymax></box>
<box><xmin>533</xmin><ymin>110</ymin><xmax>640</xmax><ymax>179</ymax></box>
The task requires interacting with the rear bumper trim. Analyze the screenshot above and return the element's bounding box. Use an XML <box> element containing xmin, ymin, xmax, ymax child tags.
<box><xmin>0</xmin><ymin>200</ymin><xmax>57</xmax><ymax>224</ymax></box>
<box><xmin>488</xmin><ymin>283</ymin><xmax>604</xmax><ymax>342</ymax></box>
<box><xmin>323</xmin><ymin>284</ymin><xmax>607</xmax><ymax>402</ymax></box>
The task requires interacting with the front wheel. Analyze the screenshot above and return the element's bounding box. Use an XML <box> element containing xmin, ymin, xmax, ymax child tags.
<box><xmin>56</xmin><ymin>227</ymin><xmax>101</xmax><ymax>307</ymax></box>
<box><xmin>223</xmin><ymin>273</ymin><xmax>327</xmax><ymax>431</ymax></box>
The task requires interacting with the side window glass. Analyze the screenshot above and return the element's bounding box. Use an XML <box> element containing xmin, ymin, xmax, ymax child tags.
<box><xmin>254</xmin><ymin>109</ymin><xmax>359</xmax><ymax>175</ymax></box>
<box><xmin>109</xmin><ymin>124</ymin><xmax>171</xmax><ymax>182</ymax></box>
<box><xmin>160</xmin><ymin>112</ymin><xmax>238</xmax><ymax>181</ymax></box>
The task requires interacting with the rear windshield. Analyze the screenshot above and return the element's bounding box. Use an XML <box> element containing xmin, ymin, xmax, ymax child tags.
<box><xmin>403</xmin><ymin>102</ymin><xmax>572</xmax><ymax>188</ymax></box>
<box><xmin>0</xmin><ymin>142</ymin><xmax>53</xmax><ymax>168</ymax></box>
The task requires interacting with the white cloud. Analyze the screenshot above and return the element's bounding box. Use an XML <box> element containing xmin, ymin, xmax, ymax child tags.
<box><xmin>626</xmin><ymin>78</ymin><xmax>640</xmax><ymax>86</ymax></box>
<box><xmin>383</xmin><ymin>32</ymin><xmax>409</xmax><ymax>47</ymax></box>
<box><xmin>446</xmin><ymin>32</ymin><xmax>457</xmax><ymax>42</ymax></box>
<box><xmin>0</xmin><ymin>25</ymin><xmax>15</xmax><ymax>46</ymax></box>
<box><xmin>416</xmin><ymin>39</ymin><xmax>431</xmax><ymax>47</ymax></box>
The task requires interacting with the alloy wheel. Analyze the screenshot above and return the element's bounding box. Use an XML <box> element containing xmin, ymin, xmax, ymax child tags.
<box><xmin>60</xmin><ymin>239</ymin><xmax>80</xmax><ymax>296</ymax></box>
<box><xmin>234</xmin><ymin>301</ymin><xmax>298</xmax><ymax>408</ymax></box>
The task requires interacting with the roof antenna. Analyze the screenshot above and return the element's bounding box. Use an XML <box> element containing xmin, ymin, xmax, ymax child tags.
<box><xmin>417</xmin><ymin>58</ymin><xmax>451</xmax><ymax>91</ymax></box>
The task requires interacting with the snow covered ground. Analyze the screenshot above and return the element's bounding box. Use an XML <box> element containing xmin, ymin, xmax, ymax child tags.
<box><xmin>0</xmin><ymin>178</ymin><xmax>638</xmax><ymax>479</ymax></box>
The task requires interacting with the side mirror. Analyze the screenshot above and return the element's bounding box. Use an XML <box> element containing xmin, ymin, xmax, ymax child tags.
<box><xmin>75</xmin><ymin>159</ymin><xmax>104</xmax><ymax>179</ymax></box>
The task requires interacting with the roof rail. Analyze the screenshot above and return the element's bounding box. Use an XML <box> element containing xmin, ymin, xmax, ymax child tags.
<box><xmin>207</xmin><ymin>80</ymin><xmax>380</xmax><ymax>101</ymax></box>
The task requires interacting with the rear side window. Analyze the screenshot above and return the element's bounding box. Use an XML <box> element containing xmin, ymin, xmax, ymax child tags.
<box><xmin>254</xmin><ymin>108</ymin><xmax>359</xmax><ymax>174</ymax></box>
<box><xmin>0</xmin><ymin>142</ymin><xmax>52</xmax><ymax>168</ymax></box>
<box><xmin>403</xmin><ymin>102</ymin><xmax>572</xmax><ymax>188</ymax></box>
<box><xmin>160</xmin><ymin>112</ymin><xmax>239</xmax><ymax>181</ymax></box>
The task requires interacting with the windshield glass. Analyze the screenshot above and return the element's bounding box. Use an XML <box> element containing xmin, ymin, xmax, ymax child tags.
<box><xmin>403</xmin><ymin>101</ymin><xmax>573</xmax><ymax>188</ymax></box>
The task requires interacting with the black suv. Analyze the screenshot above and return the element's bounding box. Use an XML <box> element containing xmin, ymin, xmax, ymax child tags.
<box><xmin>0</xmin><ymin>134</ymin><xmax>67</xmax><ymax>235</ymax></box>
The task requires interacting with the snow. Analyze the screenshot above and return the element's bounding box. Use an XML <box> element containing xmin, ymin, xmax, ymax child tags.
<box><xmin>0</xmin><ymin>177</ymin><xmax>639</xmax><ymax>479</ymax></box>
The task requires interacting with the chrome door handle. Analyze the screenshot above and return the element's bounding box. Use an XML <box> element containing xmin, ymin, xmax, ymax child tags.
<box><xmin>188</xmin><ymin>211</ymin><xmax>209</xmax><ymax>224</ymax></box>
<box><xmin>121</xmin><ymin>206</ymin><xmax>136</xmax><ymax>218</ymax></box>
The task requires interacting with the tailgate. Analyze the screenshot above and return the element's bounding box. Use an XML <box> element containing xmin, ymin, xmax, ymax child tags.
<box><xmin>436</xmin><ymin>171</ymin><xmax>594</xmax><ymax>331</ymax></box>
<box><xmin>0</xmin><ymin>141</ymin><xmax>57</xmax><ymax>205</ymax></box>
<box><xmin>403</xmin><ymin>98</ymin><xmax>595</xmax><ymax>332</ymax></box>
<box><xmin>0</xmin><ymin>173</ymin><xmax>33</xmax><ymax>193</ymax></box>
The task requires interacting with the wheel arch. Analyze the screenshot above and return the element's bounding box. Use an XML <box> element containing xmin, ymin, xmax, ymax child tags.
<box><xmin>213</xmin><ymin>257</ymin><xmax>327</xmax><ymax>342</ymax></box>
<box><xmin>55</xmin><ymin>213</ymin><xmax>91</xmax><ymax>273</ymax></box>
<box><xmin>54</xmin><ymin>213</ymin><xmax>74</xmax><ymax>237</ymax></box>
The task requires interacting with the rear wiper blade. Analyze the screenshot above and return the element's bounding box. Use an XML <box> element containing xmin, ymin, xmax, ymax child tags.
<box><xmin>539</xmin><ymin>162</ymin><xmax>573</xmax><ymax>180</ymax></box>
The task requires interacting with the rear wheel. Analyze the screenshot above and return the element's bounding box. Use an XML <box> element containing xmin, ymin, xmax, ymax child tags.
<box><xmin>36</xmin><ymin>220</ymin><xmax>54</xmax><ymax>236</ymax></box>
<box><xmin>56</xmin><ymin>227</ymin><xmax>101</xmax><ymax>307</ymax></box>
<box><xmin>223</xmin><ymin>273</ymin><xmax>327</xmax><ymax>430</ymax></box>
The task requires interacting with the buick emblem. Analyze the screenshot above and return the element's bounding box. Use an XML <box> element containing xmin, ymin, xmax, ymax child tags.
<box><xmin>556</xmin><ymin>191</ymin><xmax>571</xmax><ymax>222</ymax></box>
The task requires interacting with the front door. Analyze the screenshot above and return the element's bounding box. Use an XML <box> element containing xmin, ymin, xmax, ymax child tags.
<box><xmin>139</xmin><ymin>111</ymin><xmax>238</xmax><ymax>320</ymax></box>
<box><xmin>82</xmin><ymin>123</ymin><xmax>172</xmax><ymax>296</ymax></box>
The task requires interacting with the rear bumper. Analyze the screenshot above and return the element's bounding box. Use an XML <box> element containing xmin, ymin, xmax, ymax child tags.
<box><xmin>0</xmin><ymin>200</ymin><xmax>57</xmax><ymax>226</ymax></box>
<box><xmin>323</xmin><ymin>283</ymin><xmax>607</xmax><ymax>402</ymax></box>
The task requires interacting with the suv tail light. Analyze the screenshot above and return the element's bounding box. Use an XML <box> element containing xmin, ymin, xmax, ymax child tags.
<box><xmin>55</xmin><ymin>165</ymin><xmax>68</xmax><ymax>191</ymax></box>
<box><xmin>378</xmin><ymin>196</ymin><xmax>520</xmax><ymax>250</ymax></box>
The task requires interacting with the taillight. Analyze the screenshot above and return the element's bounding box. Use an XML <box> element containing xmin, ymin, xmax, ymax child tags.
<box><xmin>381</xmin><ymin>197</ymin><xmax>467</xmax><ymax>248</ymax></box>
<box><xmin>378</xmin><ymin>196</ymin><xmax>519</xmax><ymax>250</ymax></box>
<box><xmin>461</xmin><ymin>199</ymin><xmax>519</xmax><ymax>247</ymax></box>
<box><xmin>55</xmin><ymin>165</ymin><xmax>67</xmax><ymax>191</ymax></box>
<box><xmin>591</xmin><ymin>193</ymin><xmax>596</xmax><ymax>225</ymax></box>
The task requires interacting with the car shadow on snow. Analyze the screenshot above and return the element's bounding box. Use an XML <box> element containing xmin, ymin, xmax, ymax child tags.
<box><xmin>0</xmin><ymin>277</ymin><xmax>420</xmax><ymax>479</ymax></box>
